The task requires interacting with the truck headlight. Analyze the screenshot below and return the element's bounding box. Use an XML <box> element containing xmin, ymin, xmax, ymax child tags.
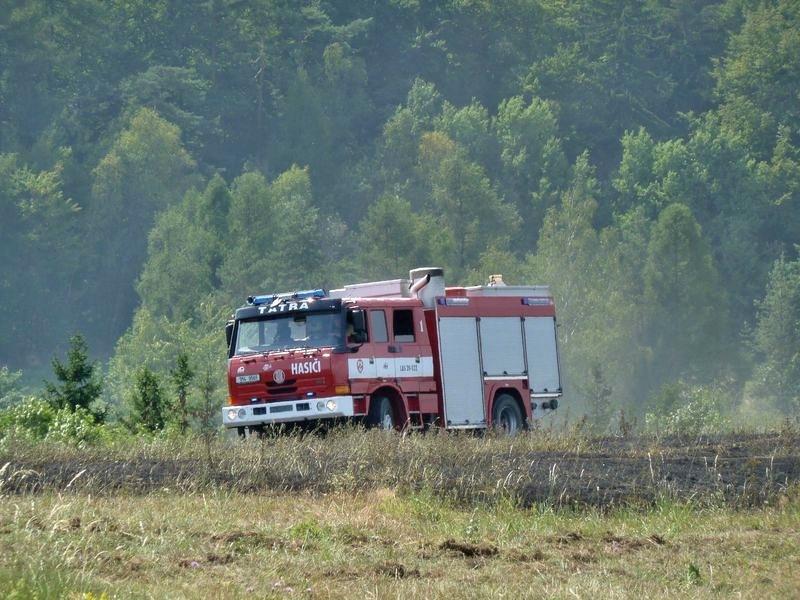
<box><xmin>227</xmin><ymin>408</ymin><xmax>246</xmax><ymax>420</ymax></box>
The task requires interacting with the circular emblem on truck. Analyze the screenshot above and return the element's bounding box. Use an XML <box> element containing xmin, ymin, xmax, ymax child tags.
<box><xmin>273</xmin><ymin>369</ymin><xmax>286</xmax><ymax>384</ymax></box>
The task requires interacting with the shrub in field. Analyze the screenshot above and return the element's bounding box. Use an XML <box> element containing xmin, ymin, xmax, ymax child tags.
<box><xmin>1</xmin><ymin>334</ymin><xmax>112</xmax><ymax>445</ymax></box>
<box><xmin>0</xmin><ymin>396</ymin><xmax>110</xmax><ymax>447</ymax></box>
<box><xmin>645</xmin><ymin>381</ymin><xmax>730</xmax><ymax>436</ymax></box>
<box><xmin>0</xmin><ymin>365</ymin><xmax>24</xmax><ymax>410</ymax></box>
<box><xmin>0</xmin><ymin>396</ymin><xmax>55</xmax><ymax>440</ymax></box>
<box><xmin>44</xmin><ymin>406</ymin><xmax>105</xmax><ymax>446</ymax></box>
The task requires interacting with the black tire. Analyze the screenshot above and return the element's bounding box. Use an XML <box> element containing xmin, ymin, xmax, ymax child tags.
<box><xmin>367</xmin><ymin>395</ymin><xmax>395</xmax><ymax>430</ymax></box>
<box><xmin>492</xmin><ymin>394</ymin><xmax>524</xmax><ymax>435</ymax></box>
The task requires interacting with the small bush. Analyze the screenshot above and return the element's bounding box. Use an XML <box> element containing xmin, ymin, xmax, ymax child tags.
<box><xmin>0</xmin><ymin>365</ymin><xmax>24</xmax><ymax>410</ymax></box>
<box><xmin>645</xmin><ymin>382</ymin><xmax>730</xmax><ymax>437</ymax></box>
<box><xmin>0</xmin><ymin>396</ymin><xmax>55</xmax><ymax>439</ymax></box>
<box><xmin>45</xmin><ymin>406</ymin><xmax>105</xmax><ymax>446</ymax></box>
<box><xmin>0</xmin><ymin>396</ymin><xmax>110</xmax><ymax>447</ymax></box>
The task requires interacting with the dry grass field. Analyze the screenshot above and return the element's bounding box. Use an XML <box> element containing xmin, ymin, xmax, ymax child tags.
<box><xmin>1</xmin><ymin>425</ymin><xmax>799</xmax><ymax>598</ymax></box>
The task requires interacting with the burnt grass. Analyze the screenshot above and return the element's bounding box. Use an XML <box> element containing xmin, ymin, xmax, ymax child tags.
<box><xmin>511</xmin><ymin>434</ymin><xmax>800</xmax><ymax>509</ymax></box>
<box><xmin>1</xmin><ymin>430</ymin><xmax>799</xmax><ymax>511</ymax></box>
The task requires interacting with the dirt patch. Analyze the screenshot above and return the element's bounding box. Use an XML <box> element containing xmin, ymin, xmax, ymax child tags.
<box><xmin>439</xmin><ymin>539</ymin><xmax>499</xmax><ymax>557</ymax></box>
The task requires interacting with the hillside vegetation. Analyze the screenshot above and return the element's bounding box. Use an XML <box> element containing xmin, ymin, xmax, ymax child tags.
<box><xmin>1</xmin><ymin>1</ymin><xmax>799</xmax><ymax>430</ymax></box>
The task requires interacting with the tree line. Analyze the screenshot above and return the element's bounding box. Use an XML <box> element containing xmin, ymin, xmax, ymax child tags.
<box><xmin>1</xmin><ymin>0</ymin><xmax>799</xmax><ymax>432</ymax></box>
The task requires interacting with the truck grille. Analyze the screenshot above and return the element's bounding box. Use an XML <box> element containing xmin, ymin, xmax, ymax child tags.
<box><xmin>265</xmin><ymin>378</ymin><xmax>298</xmax><ymax>397</ymax></box>
<box><xmin>253</xmin><ymin>402</ymin><xmax>311</xmax><ymax>416</ymax></box>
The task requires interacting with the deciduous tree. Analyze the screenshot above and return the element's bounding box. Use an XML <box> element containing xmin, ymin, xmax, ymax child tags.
<box><xmin>88</xmin><ymin>108</ymin><xmax>199</xmax><ymax>343</ymax></box>
<box><xmin>642</xmin><ymin>203</ymin><xmax>727</xmax><ymax>391</ymax></box>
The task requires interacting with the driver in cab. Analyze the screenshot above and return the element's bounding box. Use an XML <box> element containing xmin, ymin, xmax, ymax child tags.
<box><xmin>306</xmin><ymin>316</ymin><xmax>339</xmax><ymax>347</ymax></box>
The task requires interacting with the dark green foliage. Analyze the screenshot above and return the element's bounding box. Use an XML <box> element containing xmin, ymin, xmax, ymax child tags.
<box><xmin>44</xmin><ymin>333</ymin><xmax>104</xmax><ymax>422</ymax></box>
<box><xmin>356</xmin><ymin>193</ymin><xmax>447</xmax><ymax>279</ymax></box>
<box><xmin>713</xmin><ymin>0</ymin><xmax>800</xmax><ymax>157</ymax></box>
<box><xmin>0</xmin><ymin>155</ymin><xmax>85</xmax><ymax>363</ymax></box>
<box><xmin>135</xmin><ymin>190</ymin><xmax>221</xmax><ymax>321</ymax></box>
<box><xmin>131</xmin><ymin>367</ymin><xmax>165</xmax><ymax>433</ymax></box>
<box><xmin>87</xmin><ymin>108</ymin><xmax>199</xmax><ymax>345</ymax></box>
<box><xmin>523</xmin><ymin>0</ymin><xmax>731</xmax><ymax>171</ymax></box>
<box><xmin>751</xmin><ymin>253</ymin><xmax>800</xmax><ymax>412</ymax></box>
<box><xmin>170</xmin><ymin>352</ymin><xmax>194</xmax><ymax>434</ymax></box>
<box><xmin>643</xmin><ymin>203</ymin><xmax>726</xmax><ymax>386</ymax></box>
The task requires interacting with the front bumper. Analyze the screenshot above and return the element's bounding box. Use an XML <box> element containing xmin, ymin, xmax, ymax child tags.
<box><xmin>222</xmin><ymin>395</ymin><xmax>355</xmax><ymax>428</ymax></box>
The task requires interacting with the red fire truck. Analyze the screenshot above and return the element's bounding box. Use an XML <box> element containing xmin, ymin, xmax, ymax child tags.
<box><xmin>222</xmin><ymin>268</ymin><xmax>562</xmax><ymax>435</ymax></box>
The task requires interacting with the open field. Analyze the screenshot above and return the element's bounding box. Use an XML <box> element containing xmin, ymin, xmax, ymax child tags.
<box><xmin>1</xmin><ymin>426</ymin><xmax>799</xmax><ymax>598</ymax></box>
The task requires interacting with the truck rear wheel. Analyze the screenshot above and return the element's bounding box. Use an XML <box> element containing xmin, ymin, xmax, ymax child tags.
<box><xmin>492</xmin><ymin>394</ymin><xmax>524</xmax><ymax>435</ymax></box>
<box><xmin>367</xmin><ymin>395</ymin><xmax>395</xmax><ymax>431</ymax></box>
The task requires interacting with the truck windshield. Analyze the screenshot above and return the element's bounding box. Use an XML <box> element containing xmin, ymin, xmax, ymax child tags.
<box><xmin>234</xmin><ymin>313</ymin><xmax>343</xmax><ymax>355</ymax></box>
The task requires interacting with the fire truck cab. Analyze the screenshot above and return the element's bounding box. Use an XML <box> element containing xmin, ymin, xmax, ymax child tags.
<box><xmin>222</xmin><ymin>268</ymin><xmax>562</xmax><ymax>435</ymax></box>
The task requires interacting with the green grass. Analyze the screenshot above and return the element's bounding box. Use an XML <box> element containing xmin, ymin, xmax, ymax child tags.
<box><xmin>0</xmin><ymin>425</ymin><xmax>798</xmax><ymax>598</ymax></box>
<box><xmin>1</xmin><ymin>488</ymin><xmax>798</xmax><ymax>599</ymax></box>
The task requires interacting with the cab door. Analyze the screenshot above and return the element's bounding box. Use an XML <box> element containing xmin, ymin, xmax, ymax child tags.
<box><xmin>389</xmin><ymin>307</ymin><xmax>434</xmax><ymax>394</ymax></box>
<box><xmin>347</xmin><ymin>309</ymin><xmax>393</xmax><ymax>384</ymax></box>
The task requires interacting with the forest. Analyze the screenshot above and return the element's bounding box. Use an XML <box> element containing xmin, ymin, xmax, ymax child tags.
<box><xmin>1</xmin><ymin>0</ymin><xmax>799</xmax><ymax>432</ymax></box>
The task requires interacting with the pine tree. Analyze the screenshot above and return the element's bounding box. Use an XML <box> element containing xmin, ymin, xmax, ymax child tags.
<box><xmin>170</xmin><ymin>352</ymin><xmax>195</xmax><ymax>434</ymax></box>
<box><xmin>45</xmin><ymin>333</ymin><xmax>104</xmax><ymax>422</ymax></box>
<box><xmin>132</xmin><ymin>367</ymin><xmax>165</xmax><ymax>433</ymax></box>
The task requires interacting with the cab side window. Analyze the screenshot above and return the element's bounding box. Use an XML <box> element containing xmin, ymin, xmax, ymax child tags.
<box><xmin>370</xmin><ymin>310</ymin><xmax>388</xmax><ymax>343</ymax></box>
<box><xmin>393</xmin><ymin>309</ymin><xmax>415</xmax><ymax>342</ymax></box>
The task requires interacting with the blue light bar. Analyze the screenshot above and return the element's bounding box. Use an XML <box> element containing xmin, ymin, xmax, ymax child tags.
<box><xmin>294</xmin><ymin>288</ymin><xmax>327</xmax><ymax>299</ymax></box>
<box><xmin>247</xmin><ymin>294</ymin><xmax>276</xmax><ymax>305</ymax></box>
<box><xmin>246</xmin><ymin>288</ymin><xmax>327</xmax><ymax>306</ymax></box>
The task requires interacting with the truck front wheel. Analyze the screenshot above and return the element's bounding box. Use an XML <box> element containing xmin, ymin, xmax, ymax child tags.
<box><xmin>492</xmin><ymin>394</ymin><xmax>524</xmax><ymax>435</ymax></box>
<box><xmin>367</xmin><ymin>395</ymin><xmax>395</xmax><ymax>431</ymax></box>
